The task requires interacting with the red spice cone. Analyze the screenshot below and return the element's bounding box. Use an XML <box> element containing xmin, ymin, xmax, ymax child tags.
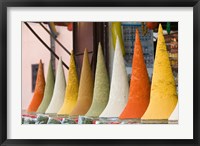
<box><xmin>119</xmin><ymin>29</ymin><xmax>150</xmax><ymax>119</ymax></box>
<box><xmin>27</xmin><ymin>60</ymin><xmax>45</xmax><ymax>112</ymax></box>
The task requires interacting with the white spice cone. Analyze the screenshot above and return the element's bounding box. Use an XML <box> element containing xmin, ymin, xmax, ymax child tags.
<box><xmin>108</xmin><ymin>22</ymin><xmax>115</xmax><ymax>80</ymax></box>
<box><xmin>100</xmin><ymin>37</ymin><xmax>129</xmax><ymax>117</ymax></box>
<box><xmin>168</xmin><ymin>101</ymin><xmax>179</xmax><ymax>122</ymax></box>
<box><xmin>45</xmin><ymin>58</ymin><xmax>66</xmax><ymax>114</ymax></box>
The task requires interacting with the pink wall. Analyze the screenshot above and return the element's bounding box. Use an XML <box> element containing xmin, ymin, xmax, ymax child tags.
<box><xmin>22</xmin><ymin>23</ymin><xmax>72</xmax><ymax>110</ymax></box>
<box><xmin>55</xmin><ymin>25</ymin><xmax>73</xmax><ymax>81</ymax></box>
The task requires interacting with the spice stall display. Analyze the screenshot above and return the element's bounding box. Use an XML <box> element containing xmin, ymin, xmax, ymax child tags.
<box><xmin>85</xmin><ymin>43</ymin><xmax>110</xmax><ymax>117</ymax></box>
<box><xmin>45</xmin><ymin>58</ymin><xmax>66</xmax><ymax>114</ymax></box>
<box><xmin>22</xmin><ymin>22</ymin><xmax>179</xmax><ymax>124</ymax></box>
<box><xmin>141</xmin><ymin>24</ymin><xmax>178</xmax><ymax>122</ymax></box>
<box><xmin>119</xmin><ymin>29</ymin><xmax>150</xmax><ymax>119</ymax></box>
<box><xmin>58</xmin><ymin>53</ymin><xmax>79</xmax><ymax>115</ymax></box>
<box><xmin>27</xmin><ymin>60</ymin><xmax>45</xmax><ymax>113</ymax></box>
<box><xmin>37</xmin><ymin>61</ymin><xmax>55</xmax><ymax>113</ymax></box>
<box><xmin>69</xmin><ymin>49</ymin><xmax>94</xmax><ymax>116</ymax></box>
<box><xmin>100</xmin><ymin>37</ymin><xmax>129</xmax><ymax>118</ymax></box>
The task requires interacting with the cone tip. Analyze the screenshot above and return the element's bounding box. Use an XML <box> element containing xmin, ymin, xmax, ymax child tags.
<box><xmin>84</xmin><ymin>48</ymin><xmax>88</xmax><ymax>52</ymax></box>
<box><xmin>135</xmin><ymin>28</ymin><xmax>139</xmax><ymax>34</ymax></box>
<box><xmin>39</xmin><ymin>59</ymin><xmax>42</xmax><ymax>64</ymax></box>
<box><xmin>84</xmin><ymin>48</ymin><xmax>89</xmax><ymax>57</ymax></box>
<box><xmin>98</xmin><ymin>42</ymin><xmax>102</xmax><ymax>48</ymax></box>
<box><xmin>135</xmin><ymin>28</ymin><xmax>140</xmax><ymax>41</ymax></box>
<box><xmin>70</xmin><ymin>51</ymin><xmax>74</xmax><ymax>57</ymax></box>
<box><xmin>158</xmin><ymin>23</ymin><xmax>163</xmax><ymax>33</ymax></box>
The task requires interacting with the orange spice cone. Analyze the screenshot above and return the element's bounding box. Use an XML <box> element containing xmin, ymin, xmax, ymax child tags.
<box><xmin>58</xmin><ymin>53</ymin><xmax>79</xmax><ymax>115</ymax></box>
<box><xmin>27</xmin><ymin>60</ymin><xmax>45</xmax><ymax>113</ymax></box>
<box><xmin>119</xmin><ymin>29</ymin><xmax>150</xmax><ymax>119</ymax></box>
<box><xmin>69</xmin><ymin>49</ymin><xmax>94</xmax><ymax>116</ymax></box>
<box><xmin>141</xmin><ymin>24</ymin><xmax>178</xmax><ymax>120</ymax></box>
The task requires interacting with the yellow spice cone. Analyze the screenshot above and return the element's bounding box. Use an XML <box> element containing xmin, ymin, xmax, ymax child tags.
<box><xmin>70</xmin><ymin>49</ymin><xmax>94</xmax><ymax>116</ymax></box>
<box><xmin>58</xmin><ymin>53</ymin><xmax>79</xmax><ymax>115</ymax></box>
<box><xmin>27</xmin><ymin>60</ymin><xmax>45</xmax><ymax>112</ymax></box>
<box><xmin>141</xmin><ymin>24</ymin><xmax>178</xmax><ymax>120</ymax></box>
<box><xmin>112</xmin><ymin>22</ymin><xmax>126</xmax><ymax>56</ymax></box>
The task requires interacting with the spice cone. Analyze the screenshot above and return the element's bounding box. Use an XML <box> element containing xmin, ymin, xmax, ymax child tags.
<box><xmin>58</xmin><ymin>53</ymin><xmax>79</xmax><ymax>115</ymax></box>
<box><xmin>85</xmin><ymin>43</ymin><xmax>110</xmax><ymax>117</ymax></box>
<box><xmin>70</xmin><ymin>49</ymin><xmax>94</xmax><ymax>116</ymax></box>
<box><xmin>119</xmin><ymin>29</ymin><xmax>150</xmax><ymax>119</ymax></box>
<box><xmin>37</xmin><ymin>60</ymin><xmax>55</xmax><ymax>113</ymax></box>
<box><xmin>112</xmin><ymin>22</ymin><xmax>126</xmax><ymax>56</ymax></box>
<box><xmin>45</xmin><ymin>58</ymin><xmax>66</xmax><ymax>114</ymax></box>
<box><xmin>100</xmin><ymin>37</ymin><xmax>129</xmax><ymax>117</ymax></box>
<box><xmin>141</xmin><ymin>24</ymin><xmax>178</xmax><ymax>120</ymax></box>
<box><xmin>27</xmin><ymin>60</ymin><xmax>45</xmax><ymax>112</ymax></box>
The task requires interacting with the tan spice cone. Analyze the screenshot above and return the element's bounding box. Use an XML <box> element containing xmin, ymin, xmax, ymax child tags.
<box><xmin>70</xmin><ymin>49</ymin><xmax>94</xmax><ymax>116</ymax></box>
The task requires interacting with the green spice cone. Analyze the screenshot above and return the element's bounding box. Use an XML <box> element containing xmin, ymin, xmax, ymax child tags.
<box><xmin>45</xmin><ymin>58</ymin><xmax>66</xmax><ymax>114</ymax></box>
<box><xmin>37</xmin><ymin>60</ymin><xmax>55</xmax><ymax>113</ymax></box>
<box><xmin>85</xmin><ymin>43</ymin><xmax>110</xmax><ymax>117</ymax></box>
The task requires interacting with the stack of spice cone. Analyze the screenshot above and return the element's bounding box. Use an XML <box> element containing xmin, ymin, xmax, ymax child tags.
<box><xmin>70</xmin><ymin>49</ymin><xmax>94</xmax><ymax>116</ymax></box>
<box><xmin>85</xmin><ymin>43</ymin><xmax>110</xmax><ymax>117</ymax></box>
<box><xmin>27</xmin><ymin>60</ymin><xmax>45</xmax><ymax>113</ymax></box>
<box><xmin>141</xmin><ymin>24</ymin><xmax>178</xmax><ymax>120</ymax></box>
<box><xmin>100</xmin><ymin>37</ymin><xmax>129</xmax><ymax>117</ymax></box>
<box><xmin>119</xmin><ymin>29</ymin><xmax>150</xmax><ymax>119</ymax></box>
<box><xmin>112</xmin><ymin>22</ymin><xmax>126</xmax><ymax>56</ymax></box>
<box><xmin>37</xmin><ymin>60</ymin><xmax>55</xmax><ymax>113</ymax></box>
<box><xmin>58</xmin><ymin>53</ymin><xmax>79</xmax><ymax>115</ymax></box>
<box><xmin>45</xmin><ymin>58</ymin><xmax>66</xmax><ymax>114</ymax></box>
